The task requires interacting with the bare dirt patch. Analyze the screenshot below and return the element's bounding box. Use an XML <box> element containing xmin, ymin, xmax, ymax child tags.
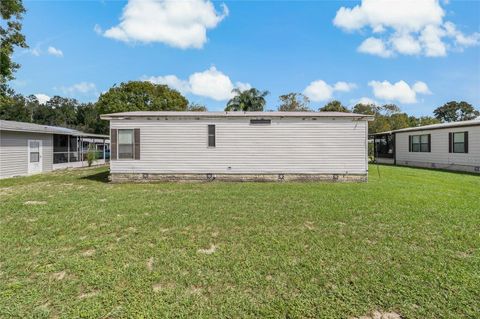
<box><xmin>51</xmin><ymin>271</ymin><xmax>66</xmax><ymax>280</ymax></box>
<box><xmin>24</xmin><ymin>201</ymin><xmax>47</xmax><ymax>205</ymax></box>
<box><xmin>81</xmin><ymin>249</ymin><xmax>95</xmax><ymax>257</ymax></box>
<box><xmin>152</xmin><ymin>282</ymin><xmax>175</xmax><ymax>292</ymax></box>
<box><xmin>304</xmin><ymin>221</ymin><xmax>315</xmax><ymax>230</ymax></box>
<box><xmin>146</xmin><ymin>257</ymin><xmax>154</xmax><ymax>271</ymax></box>
<box><xmin>78</xmin><ymin>290</ymin><xmax>99</xmax><ymax>299</ymax></box>
<box><xmin>198</xmin><ymin>244</ymin><xmax>217</xmax><ymax>254</ymax></box>
<box><xmin>351</xmin><ymin>310</ymin><xmax>402</xmax><ymax>319</ymax></box>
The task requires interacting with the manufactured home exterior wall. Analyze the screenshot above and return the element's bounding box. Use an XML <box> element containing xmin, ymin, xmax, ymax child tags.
<box><xmin>395</xmin><ymin>124</ymin><xmax>480</xmax><ymax>173</ymax></box>
<box><xmin>109</xmin><ymin>117</ymin><xmax>368</xmax><ymax>176</ymax></box>
<box><xmin>0</xmin><ymin>130</ymin><xmax>53</xmax><ymax>179</ymax></box>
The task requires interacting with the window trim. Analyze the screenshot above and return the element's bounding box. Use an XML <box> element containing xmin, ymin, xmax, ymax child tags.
<box><xmin>409</xmin><ymin>134</ymin><xmax>431</xmax><ymax>153</ymax></box>
<box><xmin>451</xmin><ymin>131</ymin><xmax>468</xmax><ymax>154</ymax></box>
<box><xmin>117</xmin><ymin>129</ymin><xmax>135</xmax><ymax>160</ymax></box>
<box><xmin>207</xmin><ymin>124</ymin><xmax>216</xmax><ymax>148</ymax></box>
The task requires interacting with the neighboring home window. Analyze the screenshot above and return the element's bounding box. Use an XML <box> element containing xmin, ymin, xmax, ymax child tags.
<box><xmin>208</xmin><ymin>125</ymin><xmax>215</xmax><ymax>147</ymax></box>
<box><xmin>449</xmin><ymin>132</ymin><xmax>468</xmax><ymax>153</ymax></box>
<box><xmin>250</xmin><ymin>119</ymin><xmax>271</xmax><ymax>125</ymax></box>
<box><xmin>118</xmin><ymin>129</ymin><xmax>134</xmax><ymax>159</ymax></box>
<box><xmin>409</xmin><ymin>134</ymin><xmax>430</xmax><ymax>152</ymax></box>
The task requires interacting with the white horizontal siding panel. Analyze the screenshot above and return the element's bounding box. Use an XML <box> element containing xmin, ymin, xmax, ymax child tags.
<box><xmin>395</xmin><ymin>125</ymin><xmax>480</xmax><ymax>166</ymax></box>
<box><xmin>0</xmin><ymin>131</ymin><xmax>53</xmax><ymax>178</ymax></box>
<box><xmin>110</xmin><ymin>117</ymin><xmax>368</xmax><ymax>174</ymax></box>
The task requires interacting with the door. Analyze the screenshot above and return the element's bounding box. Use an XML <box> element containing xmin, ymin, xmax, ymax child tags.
<box><xmin>28</xmin><ymin>140</ymin><xmax>42</xmax><ymax>175</ymax></box>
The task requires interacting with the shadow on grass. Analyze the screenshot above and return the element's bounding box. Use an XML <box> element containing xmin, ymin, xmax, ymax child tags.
<box><xmin>80</xmin><ymin>170</ymin><xmax>110</xmax><ymax>183</ymax></box>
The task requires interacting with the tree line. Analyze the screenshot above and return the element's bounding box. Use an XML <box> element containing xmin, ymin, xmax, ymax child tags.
<box><xmin>1</xmin><ymin>81</ymin><xmax>479</xmax><ymax>135</ymax></box>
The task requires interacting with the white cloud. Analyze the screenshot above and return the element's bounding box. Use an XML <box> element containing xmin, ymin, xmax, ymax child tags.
<box><xmin>57</xmin><ymin>82</ymin><xmax>97</xmax><ymax>96</ymax></box>
<box><xmin>31</xmin><ymin>48</ymin><xmax>40</xmax><ymax>56</ymax></box>
<box><xmin>390</xmin><ymin>33</ymin><xmax>422</xmax><ymax>55</ymax></box>
<box><xmin>333</xmin><ymin>81</ymin><xmax>357</xmax><ymax>92</ymax></box>
<box><xmin>354</xmin><ymin>97</ymin><xmax>378</xmax><ymax>106</ymax></box>
<box><xmin>358</xmin><ymin>37</ymin><xmax>393</xmax><ymax>57</ymax></box>
<box><xmin>103</xmin><ymin>0</ymin><xmax>228</xmax><ymax>49</ymax></box>
<box><xmin>303</xmin><ymin>80</ymin><xmax>357</xmax><ymax>102</ymax></box>
<box><xmin>333</xmin><ymin>0</ymin><xmax>479</xmax><ymax>57</ymax></box>
<box><xmin>93</xmin><ymin>24</ymin><xmax>103</xmax><ymax>35</ymax></box>
<box><xmin>412</xmin><ymin>81</ymin><xmax>432</xmax><ymax>94</ymax></box>
<box><xmin>34</xmin><ymin>94</ymin><xmax>51</xmax><ymax>104</ymax></box>
<box><xmin>368</xmin><ymin>80</ymin><xmax>431</xmax><ymax>104</ymax></box>
<box><xmin>47</xmin><ymin>46</ymin><xmax>63</xmax><ymax>57</ymax></box>
<box><xmin>144</xmin><ymin>66</ymin><xmax>250</xmax><ymax>101</ymax></box>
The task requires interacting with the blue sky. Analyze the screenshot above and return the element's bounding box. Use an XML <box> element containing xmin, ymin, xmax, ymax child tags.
<box><xmin>11</xmin><ymin>0</ymin><xmax>480</xmax><ymax>115</ymax></box>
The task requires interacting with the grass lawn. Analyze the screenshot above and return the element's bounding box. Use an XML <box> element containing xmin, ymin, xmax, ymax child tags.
<box><xmin>0</xmin><ymin>165</ymin><xmax>478</xmax><ymax>318</ymax></box>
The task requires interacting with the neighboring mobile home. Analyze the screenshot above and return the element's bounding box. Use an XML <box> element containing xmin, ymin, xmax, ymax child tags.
<box><xmin>371</xmin><ymin>119</ymin><xmax>480</xmax><ymax>173</ymax></box>
<box><xmin>100</xmin><ymin>111</ymin><xmax>373</xmax><ymax>182</ymax></box>
<box><xmin>0</xmin><ymin>120</ymin><xmax>110</xmax><ymax>179</ymax></box>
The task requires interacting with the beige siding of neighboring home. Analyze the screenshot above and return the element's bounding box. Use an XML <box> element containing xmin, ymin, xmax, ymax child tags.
<box><xmin>109</xmin><ymin>117</ymin><xmax>369</xmax><ymax>175</ymax></box>
<box><xmin>0</xmin><ymin>131</ymin><xmax>53</xmax><ymax>179</ymax></box>
<box><xmin>395</xmin><ymin>124</ymin><xmax>480</xmax><ymax>173</ymax></box>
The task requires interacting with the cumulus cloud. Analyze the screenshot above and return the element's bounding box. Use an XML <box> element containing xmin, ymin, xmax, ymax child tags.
<box><xmin>333</xmin><ymin>0</ymin><xmax>479</xmax><ymax>57</ymax></box>
<box><xmin>47</xmin><ymin>46</ymin><xmax>63</xmax><ymax>57</ymax></box>
<box><xmin>34</xmin><ymin>94</ymin><xmax>51</xmax><ymax>104</ymax></box>
<box><xmin>368</xmin><ymin>80</ymin><xmax>431</xmax><ymax>104</ymax></box>
<box><xmin>102</xmin><ymin>0</ymin><xmax>228</xmax><ymax>49</ymax></box>
<box><xmin>57</xmin><ymin>82</ymin><xmax>97</xmax><ymax>96</ymax></box>
<box><xmin>303</xmin><ymin>80</ymin><xmax>357</xmax><ymax>102</ymax></box>
<box><xmin>144</xmin><ymin>67</ymin><xmax>250</xmax><ymax>101</ymax></box>
<box><xmin>358</xmin><ymin>37</ymin><xmax>393</xmax><ymax>57</ymax></box>
<box><xmin>353</xmin><ymin>97</ymin><xmax>378</xmax><ymax>106</ymax></box>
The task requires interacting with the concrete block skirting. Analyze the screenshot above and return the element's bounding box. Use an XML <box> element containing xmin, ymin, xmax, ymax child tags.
<box><xmin>110</xmin><ymin>173</ymin><xmax>368</xmax><ymax>183</ymax></box>
<box><xmin>396</xmin><ymin>160</ymin><xmax>480</xmax><ymax>174</ymax></box>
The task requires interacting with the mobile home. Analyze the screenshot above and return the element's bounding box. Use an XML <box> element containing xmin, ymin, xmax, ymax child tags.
<box><xmin>372</xmin><ymin>119</ymin><xmax>480</xmax><ymax>173</ymax></box>
<box><xmin>100</xmin><ymin>111</ymin><xmax>373</xmax><ymax>182</ymax></box>
<box><xmin>0</xmin><ymin>120</ymin><xmax>110</xmax><ymax>179</ymax></box>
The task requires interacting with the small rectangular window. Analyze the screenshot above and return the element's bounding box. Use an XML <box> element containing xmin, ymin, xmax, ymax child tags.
<box><xmin>250</xmin><ymin>119</ymin><xmax>271</xmax><ymax>125</ymax></box>
<box><xmin>452</xmin><ymin>132</ymin><xmax>467</xmax><ymax>153</ymax></box>
<box><xmin>208</xmin><ymin>125</ymin><xmax>215</xmax><ymax>147</ymax></box>
<box><xmin>410</xmin><ymin>134</ymin><xmax>430</xmax><ymax>152</ymax></box>
<box><xmin>118</xmin><ymin>129</ymin><xmax>134</xmax><ymax>159</ymax></box>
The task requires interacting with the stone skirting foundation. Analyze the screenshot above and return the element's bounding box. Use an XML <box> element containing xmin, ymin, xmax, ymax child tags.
<box><xmin>110</xmin><ymin>173</ymin><xmax>368</xmax><ymax>183</ymax></box>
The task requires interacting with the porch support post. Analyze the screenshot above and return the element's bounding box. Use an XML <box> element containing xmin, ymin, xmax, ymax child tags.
<box><xmin>67</xmin><ymin>135</ymin><xmax>70</xmax><ymax>163</ymax></box>
<box><xmin>103</xmin><ymin>138</ymin><xmax>106</xmax><ymax>161</ymax></box>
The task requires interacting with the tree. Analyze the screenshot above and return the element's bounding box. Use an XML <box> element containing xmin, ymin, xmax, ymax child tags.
<box><xmin>225</xmin><ymin>88</ymin><xmax>269</xmax><ymax>111</ymax></box>
<box><xmin>76</xmin><ymin>103</ymin><xmax>100</xmax><ymax>133</ymax></box>
<box><xmin>319</xmin><ymin>100</ymin><xmax>350</xmax><ymax>113</ymax></box>
<box><xmin>433</xmin><ymin>101</ymin><xmax>479</xmax><ymax>122</ymax></box>
<box><xmin>388</xmin><ymin>113</ymin><xmax>410</xmax><ymax>130</ymax></box>
<box><xmin>277</xmin><ymin>93</ymin><xmax>311</xmax><ymax>112</ymax></box>
<box><xmin>188</xmin><ymin>103</ymin><xmax>207</xmax><ymax>112</ymax></box>
<box><xmin>408</xmin><ymin>116</ymin><xmax>440</xmax><ymax>127</ymax></box>
<box><xmin>0</xmin><ymin>92</ymin><xmax>34</xmax><ymax>122</ymax></box>
<box><xmin>1</xmin><ymin>0</ymin><xmax>28</xmax><ymax>92</ymax></box>
<box><xmin>96</xmin><ymin>81</ymin><xmax>189</xmax><ymax>133</ymax></box>
<box><xmin>352</xmin><ymin>103</ymin><xmax>379</xmax><ymax>115</ymax></box>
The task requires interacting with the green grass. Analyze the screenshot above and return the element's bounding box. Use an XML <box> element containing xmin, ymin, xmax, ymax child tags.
<box><xmin>0</xmin><ymin>165</ymin><xmax>479</xmax><ymax>318</ymax></box>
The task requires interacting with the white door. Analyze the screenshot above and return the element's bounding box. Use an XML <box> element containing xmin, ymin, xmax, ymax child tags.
<box><xmin>28</xmin><ymin>140</ymin><xmax>42</xmax><ymax>175</ymax></box>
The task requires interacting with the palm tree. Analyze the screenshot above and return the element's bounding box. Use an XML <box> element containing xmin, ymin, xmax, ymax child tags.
<box><xmin>225</xmin><ymin>88</ymin><xmax>269</xmax><ymax>111</ymax></box>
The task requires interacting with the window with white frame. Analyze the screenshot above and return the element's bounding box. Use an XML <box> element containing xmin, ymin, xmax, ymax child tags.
<box><xmin>118</xmin><ymin>129</ymin><xmax>134</xmax><ymax>159</ymax></box>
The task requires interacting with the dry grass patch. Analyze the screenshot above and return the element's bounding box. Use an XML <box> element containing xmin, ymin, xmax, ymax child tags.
<box><xmin>351</xmin><ymin>310</ymin><xmax>402</xmax><ymax>319</ymax></box>
<box><xmin>81</xmin><ymin>249</ymin><xmax>95</xmax><ymax>257</ymax></box>
<box><xmin>197</xmin><ymin>244</ymin><xmax>217</xmax><ymax>255</ymax></box>
<box><xmin>24</xmin><ymin>200</ymin><xmax>47</xmax><ymax>205</ymax></box>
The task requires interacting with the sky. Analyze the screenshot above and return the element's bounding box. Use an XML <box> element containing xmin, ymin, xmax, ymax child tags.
<box><xmin>11</xmin><ymin>0</ymin><xmax>480</xmax><ymax>115</ymax></box>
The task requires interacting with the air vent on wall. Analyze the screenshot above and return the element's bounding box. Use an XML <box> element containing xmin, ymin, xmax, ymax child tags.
<box><xmin>250</xmin><ymin>119</ymin><xmax>271</xmax><ymax>125</ymax></box>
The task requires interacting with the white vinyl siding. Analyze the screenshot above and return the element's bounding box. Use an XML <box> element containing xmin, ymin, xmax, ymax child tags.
<box><xmin>0</xmin><ymin>131</ymin><xmax>53</xmax><ymax>179</ymax></box>
<box><xmin>395</xmin><ymin>125</ymin><xmax>480</xmax><ymax>170</ymax></box>
<box><xmin>110</xmin><ymin>117</ymin><xmax>368</xmax><ymax>175</ymax></box>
